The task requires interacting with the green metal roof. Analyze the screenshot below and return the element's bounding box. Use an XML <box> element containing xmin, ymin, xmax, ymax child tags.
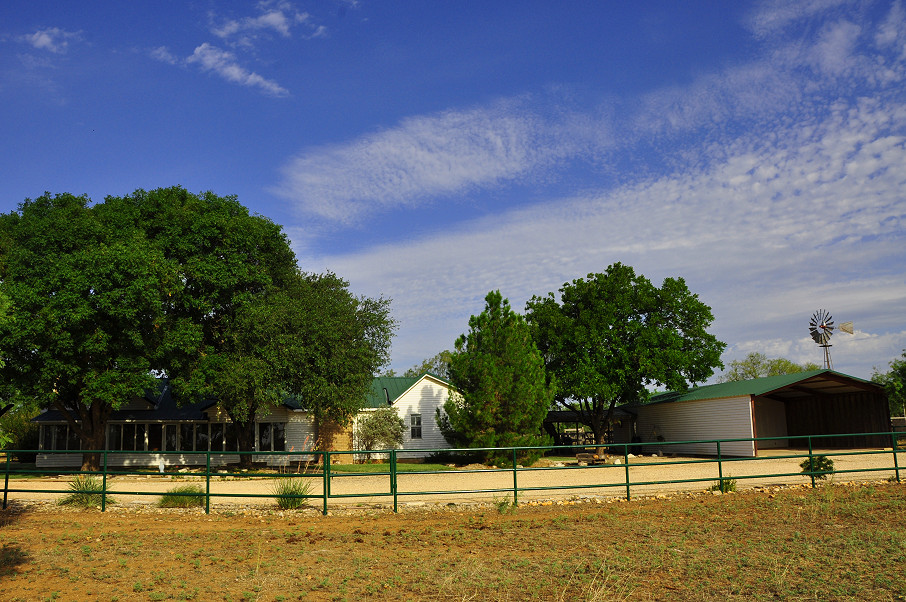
<box><xmin>364</xmin><ymin>373</ymin><xmax>452</xmax><ymax>409</ymax></box>
<box><xmin>645</xmin><ymin>369</ymin><xmax>879</xmax><ymax>405</ymax></box>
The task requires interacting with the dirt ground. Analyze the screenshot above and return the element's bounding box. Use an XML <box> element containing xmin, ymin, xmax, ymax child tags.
<box><xmin>2</xmin><ymin>481</ymin><xmax>905</xmax><ymax>601</ymax></box>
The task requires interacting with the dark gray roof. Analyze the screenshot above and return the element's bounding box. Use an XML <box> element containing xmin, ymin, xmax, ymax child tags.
<box><xmin>34</xmin><ymin>380</ymin><xmax>215</xmax><ymax>423</ymax></box>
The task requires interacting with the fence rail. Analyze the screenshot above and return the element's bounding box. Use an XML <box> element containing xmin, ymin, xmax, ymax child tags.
<box><xmin>3</xmin><ymin>431</ymin><xmax>904</xmax><ymax>514</ymax></box>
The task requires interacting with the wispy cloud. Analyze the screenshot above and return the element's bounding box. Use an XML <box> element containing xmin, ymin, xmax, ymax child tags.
<box><xmin>286</xmin><ymin>1</ymin><xmax>906</xmax><ymax>377</ymax></box>
<box><xmin>18</xmin><ymin>27</ymin><xmax>81</xmax><ymax>54</ymax></box>
<box><xmin>274</xmin><ymin>99</ymin><xmax>608</xmax><ymax>224</ymax></box>
<box><xmin>210</xmin><ymin>0</ymin><xmax>322</xmax><ymax>46</ymax></box>
<box><xmin>308</xmin><ymin>92</ymin><xmax>906</xmax><ymax>377</ymax></box>
<box><xmin>186</xmin><ymin>43</ymin><xmax>289</xmax><ymax>97</ymax></box>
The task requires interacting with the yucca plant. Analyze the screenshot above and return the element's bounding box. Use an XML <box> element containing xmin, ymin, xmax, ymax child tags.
<box><xmin>158</xmin><ymin>484</ymin><xmax>206</xmax><ymax>508</ymax></box>
<box><xmin>58</xmin><ymin>474</ymin><xmax>113</xmax><ymax>508</ymax></box>
<box><xmin>271</xmin><ymin>477</ymin><xmax>312</xmax><ymax>510</ymax></box>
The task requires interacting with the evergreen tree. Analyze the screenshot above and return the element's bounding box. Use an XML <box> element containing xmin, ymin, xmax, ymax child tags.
<box><xmin>440</xmin><ymin>291</ymin><xmax>553</xmax><ymax>465</ymax></box>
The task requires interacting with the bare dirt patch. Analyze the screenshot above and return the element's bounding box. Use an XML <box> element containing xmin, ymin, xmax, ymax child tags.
<box><xmin>2</xmin><ymin>482</ymin><xmax>905</xmax><ymax>601</ymax></box>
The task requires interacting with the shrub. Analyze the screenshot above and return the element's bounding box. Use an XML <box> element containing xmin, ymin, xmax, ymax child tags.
<box><xmin>356</xmin><ymin>408</ymin><xmax>405</xmax><ymax>461</ymax></box>
<box><xmin>271</xmin><ymin>477</ymin><xmax>312</xmax><ymax>510</ymax></box>
<box><xmin>158</xmin><ymin>484</ymin><xmax>205</xmax><ymax>508</ymax></box>
<box><xmin>58</xmin><ymin>474</ymin><xmax>114</xmax><ymax>508</ymax></box>
<box><xmin>707</xmin><ymin>478</ymin><xmax>737</xmax><ymax>493</ymax></box>
<box><xmin>800</xmin><ymin>455</ymin><xmax>835</xmax><ymax>480</ymax></box>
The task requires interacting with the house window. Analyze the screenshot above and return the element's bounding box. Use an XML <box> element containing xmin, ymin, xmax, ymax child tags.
<box><xmin>194</xmin><ymin>423</ymin><xmax>210</xmax><ymax>451</ymax></box>
<box><xmin>42</xmin><ymin>425</ymin><xmax>71</xmax><ymax>450</ymax></box>
<box><xmin>257</xmin><ymin>422</ymin><xmax>287</xmax><ymax>452</ymax></box>
<box><xmin>164</xmin><ymin>424</ymin><xmax>178</xmax><ymax>451</ymax></box>
<box><xmin>147</xmin><ymin>424</ymin><xmax>163</xmax><ymax>452</ymax></box>
<box><xmin>210</xmin><ymin>423</ymin><xmax>225</xmax><ymax>452</ymax></box>
<box><xmin>410</xmin><ymin>414</ymin><xmax>422</xmax><ymax>439</ymax></box>
<box><xmin>107</xmin><ymin>424</ymin><xmax>123</xmax><ymax>450</ymax></box>
<box><xmin>179</xmin><ymin>424</ymin><xmax>194</xmax><ymax>451</ymax></box>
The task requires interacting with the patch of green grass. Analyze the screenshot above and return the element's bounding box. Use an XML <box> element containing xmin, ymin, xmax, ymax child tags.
<box><xmin>158</xmin><ymin>484</ymin><xmax>206</xmax><ymax>508</ymax></box>
<box><xmin>707</xmin><ymin>478</ymin><xmax>737</xmax><ymax>493</ymax></box>
<box><xmin>58</xmin><ymin>474</ymin><xmax>114</xmax><ymax>508</ymax></box>
<box><xmin>328</xmin><ymin>462</ymin><xmax>457</xmax><ymax>473</ymax></box>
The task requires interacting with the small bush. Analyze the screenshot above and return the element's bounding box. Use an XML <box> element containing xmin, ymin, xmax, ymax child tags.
<box><xmin>708</xmin><ymin>478</ymin><xmax>737</xmax><ymax>493</ymax></box>
<box><xmin>493</xmin><ymin>495</ymin><xmax>515</xmax><ymax>514</ymax></box>
<box><xmin>58</xmin><ymin>475</ymin><xmax>113</xmax><ymax>508</ymax></box>
<box><xmin>271</xmin><ymin>477</ymin><xmax>311</xmax><ymax>510</ymax></box>
<box><xmin>800</xmin><ymin>455</ymin><xmax>835</xmax><ymax>480</ymax></box>
<box><xmin>158</xmin><ymin>484</ymin><xmax>205</xmax><ymax>508</ymax></box>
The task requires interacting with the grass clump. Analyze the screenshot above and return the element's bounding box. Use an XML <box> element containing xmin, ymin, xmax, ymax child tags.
<box><xmin>271</xmin><ymin>477</ymin><xmax>311</xmax><ymax>510</ymax></box>
<box><xmin>707</xmin><ymin>478</ymin><xmax>737</xmax><ymax>493</ymax></box>
<box><xmin>58</xmin><ymin>474</ymin><xmax>113</xmax><ymax>508</ymax></box>
<box><xmin>800</xmin><ymin>455</ymin><xmax>835</xmax><ymax>481</ymax></box>
<box><xmin>158</xmin><ymin>484</ymin><xmax>205</xmax><ymax>508</ymax></box>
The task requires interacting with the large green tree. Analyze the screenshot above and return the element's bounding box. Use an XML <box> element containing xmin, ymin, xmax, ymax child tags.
<box><xmin>403</xmin><ymin>350</ymin><xmax>453</xmax><ymax>379</ymax></box>
<box><xmin>872</xmin><ymin>351</ymin><xmax>906</xmax><ymax>417</ymax></box>
<box><xmin>719</xmin><ymin>352</ymin><xmax>820</xmax><ymax>382</ymax></box>
<box><xmin>0</xmin><ymin>187</ymin><xmax>395</xmax><ymax>468</ymax></box>
<box><xmin>440</xmin><ymin>291</ymin><xmax>553</xmax><ymax>465</ymax></box>
<box><xmin>526</xmin><ymin>263</ymin><xmax>725</xmax><ymax>445</ymax></box>
<box><xmin>208</xmin><ymin>271</ymin><xmax>394</xmax><ymax>464</ymax></box>
<box><xmin>0</xmin><ymin>193</ymin><xmax>176</xmax><ymax>469</ymax></box>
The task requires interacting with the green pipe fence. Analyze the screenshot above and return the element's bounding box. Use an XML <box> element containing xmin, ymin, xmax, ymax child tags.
<box><xmin>2</xmin><ymin>430</ymin><xmax>904</xmax><ymax>515</ymax></box>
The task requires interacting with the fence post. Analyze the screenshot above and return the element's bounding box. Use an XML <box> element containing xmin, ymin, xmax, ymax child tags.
<box><xmin>892</xmin><ymin>432</ymin><xmax>901</xmax><ymax>483</ymax></box>
<box><xmin>717</xmin><ymin>441</ymin><xmax>724</xmax><ymax>491</ymax></box>
<box><xmin>322</xmin><ymin>451</ymin><xmax>330</xmax><ymax>516</ymax></box>
<box><xmin>2</xmin><ymin>451</ymin><xmax>10</xmax><ymax>510</ymax></box>
<box><xmin>807</xmin><ymin>436</ymin><xmax>816</xmax><ymax>488</ymax></box>
<box><xmin>101</xmin><ymin>450</ymin><xmax>108</xmax><ymax>512</ymax></box>
<box><xmin>391</xmin><ymin>449</ymin><xmax>398</xmax><ymax>513</ymax></box>
<box><xmin>623</xmin><ymin>444</ymin><xmax>631</xmax><ymax>501</ymax></box>
<box><xmin>205</xmin><ymin>450</ymin><xmax>211</xmax><ymax>515</ymax></box>
<box><xmin>512</xmin><ymin>447</ymin><xmax>519</xmax><ymax>507</ymax></box>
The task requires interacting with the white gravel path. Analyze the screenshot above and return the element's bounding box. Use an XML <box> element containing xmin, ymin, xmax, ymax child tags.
<box><xmin>4</xmin><ymin>448</ymin><xmax>904</xmax><ymax>510</ymax></box>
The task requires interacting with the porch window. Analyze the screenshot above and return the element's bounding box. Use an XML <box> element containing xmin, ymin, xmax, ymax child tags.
<box><xmin>147</xmin><ymin>424</ymin><xmax>163</xmax><ymax>452</ymax></box>
<box><xmin>107</xmin><ymin>424</ymin><xmax>122</xmax><ymax>450</ymax></box>
<box><xmin>179</xmin><ymin>423</ymin><xmax>194</xmax><ymax>451</ymax></box>
<box><xmin>210</xmin><ymin>423</ymin><xmax>225</xmax><ymax>452</ymax></box>
<box><xmin>194</xmin><ymin>423</ymin><xmax>210</xmax><ymax>451</ymax></box>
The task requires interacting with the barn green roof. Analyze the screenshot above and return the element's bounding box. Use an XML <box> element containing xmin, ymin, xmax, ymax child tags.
<box><xmin>645</xmin><ymin>369</ymin><xmax>880</xmax><ymax>406</ymax></box>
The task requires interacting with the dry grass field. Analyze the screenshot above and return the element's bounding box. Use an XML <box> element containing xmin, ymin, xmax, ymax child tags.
<box><xmin>1</xmin><ymin>481</ymin><xmax>905</xmax><ymax>601</ymax></box>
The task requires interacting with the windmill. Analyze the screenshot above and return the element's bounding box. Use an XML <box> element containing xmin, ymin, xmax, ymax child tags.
<box><xmin>808</xmin><ymin>310</ymin><xmax>854</xmax><ymax>370</ymax></box>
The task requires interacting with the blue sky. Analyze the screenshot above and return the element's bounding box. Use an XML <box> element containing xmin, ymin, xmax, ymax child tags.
<box><xmin>2</xmin><ymin>1</ymin><xmax>905</xmax><ymax>381</ymax></box>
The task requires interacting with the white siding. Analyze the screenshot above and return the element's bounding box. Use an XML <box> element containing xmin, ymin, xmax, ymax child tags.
<box><xmin>352</xmin><ymin>375</ymin><xmax>453</xmax><ymax>460</ymax></box>
<box><xmin>392</xmin><ymin>376</ymin><xmax>451</xmax><ymax>458</ymax></box>
<box><xmin>634</xmin><ymin>395</ymin><xmax>755</xmax><ymax>457</ymax></box>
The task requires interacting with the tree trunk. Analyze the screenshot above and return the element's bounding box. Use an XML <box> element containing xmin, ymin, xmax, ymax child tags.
<box><xmin>54</xmin><ymin>399</ymin><xmax>110</xmax><ymax>471</ymax></box>
<box><xmin>234</xmin><ymin>420</ymin><xmax>257</xmax><ymax>469</ymax></box>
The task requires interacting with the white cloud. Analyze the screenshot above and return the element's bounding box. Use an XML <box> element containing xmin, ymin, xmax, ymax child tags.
<box><xmin>149</xmin><ymin>46</ymin><xmax>179</xmax><ymax>65</ymax></box>
<box><xmin>279</xmin><ymin>1</ymin><xmax>906</xmax><ymax>378</ymax></box>
<box><xmin>744</xmin><ymin>0</ymin><xmax>855</xmax><ymax>38</ymax></box>
<box><xmin>275</xmin><ymin>100</ymin><xmax>607</xmax><ymax>224</ymax></box>
<box><xmin>187</xmin><ymin>43</ymin><xmax>289</xmax><ymax>97</ymax></box>
<box><xmin>19</xmin><ymin>27</ymin><xmax>81</xmax><ymax>54</ymax></box>
<box><xmin>210</xmin><ymin>1</ymin><xmax>317</xmax><ymax>45</ymax></box>
<box><xmin>298</xmin><ymin>92</ymin><xmax>906</xmax><ymax>379</ymax></box>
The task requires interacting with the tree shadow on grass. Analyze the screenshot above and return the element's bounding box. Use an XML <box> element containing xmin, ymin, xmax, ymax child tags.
<box><xmin>0</xmin><ymin>543</ymin><xmax>30</xmax><ymax>578</ymax></box>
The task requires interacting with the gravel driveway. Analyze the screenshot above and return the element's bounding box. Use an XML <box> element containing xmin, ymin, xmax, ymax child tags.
<box><xmin>5</xmin><ymin>448</ymin><xmax>904</xmax><ymax>510</ymax></box>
